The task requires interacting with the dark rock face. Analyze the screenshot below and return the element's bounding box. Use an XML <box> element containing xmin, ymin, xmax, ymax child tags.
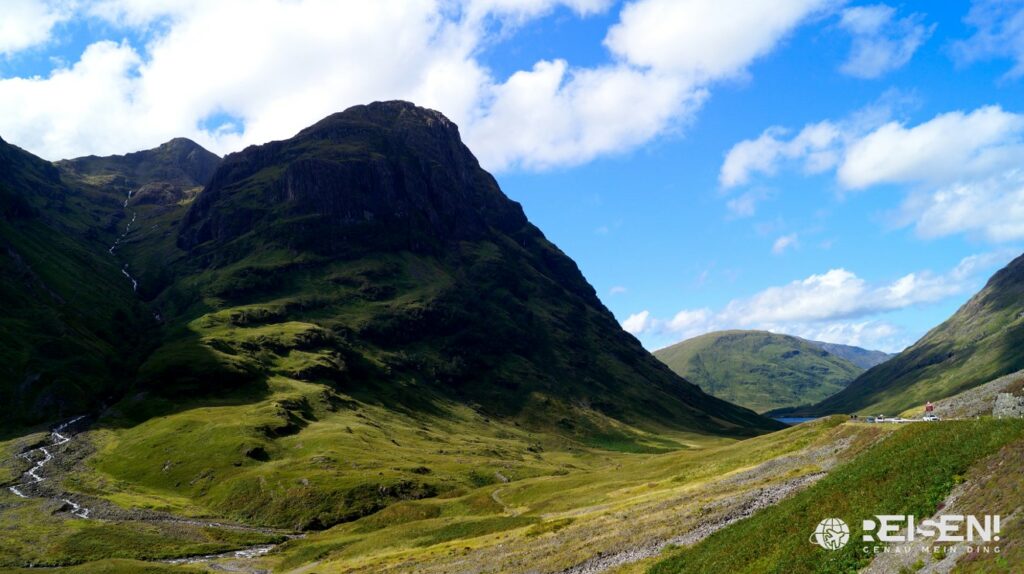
<box><xmin>0</xmin><ymin>101</ymin><xmax>782</xmax><ymax>436</ymax></box>
<box><xmin>58</xmin><ymin>137</ymin><xmax>220</xmax><ymax>202</ymax></box>
<box><xmin>170</xmin><ymin>101</ymin><xmax>780</xmax><ymax>436</ymax></box>
<box><xmin>180</xmin><ymin>101</ymin><xmax>527</xmax><ymax>254</ymax></box>
<box><xmin>0</xmin><ymin>138</ymin><xmax>64</xmax><ymax>217</ymax></box>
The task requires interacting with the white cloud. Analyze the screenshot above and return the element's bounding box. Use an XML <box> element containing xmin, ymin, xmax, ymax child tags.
<box><xmin>838</xmin><ymin>106</ymin><xmax>1024</xmax><ymax>189</ymax></box>
<box><xmin>785</xmin><ymin>320</ymin><xmax>900</xmax><ymax>350</ymax></box>
<box><xmin>901</xmin><ymin>171</ymin><xmax>1024</xmax><ymax>242</ymax></box>
<box><xmin>720</xmin><ymin>121</ymin><xmax>840</xmax><ymax>187</ymax></box>
<box><xmin>0</xmin><ymin>0</ymin><xmax>75</xmax><ymax>55</ymax></box>
<box><xmin>467</xmin><ymin>60</ymin><xmax>702</xmax><ymax>170</ymax></box>
<box><xmin>666</xmin><ymin>308</ymin><xmax>714</xmax><ymax>333</ymax></box>
<box><xmin>0</xmin><ymin>0</ymin><xmax>837</xmax><ymax>169</ymax></box>
<box><xmin>721</xmin><ymin>104</ymin><xmax>1024</xmax><ymax>242</ymax></box>
<box><xmin>621</xmin><ymin>310</ymin><xmax>651</xmax><ymax>335</ymax></box>
<box><xmin>952</xmin><ymin>0</ymin><xmax>1024</xmax><ymax>79</ymax></box>
<box><xmin>609</xmin><ymin>285</ymin><xmax>628</xmax><ymax>295</ymax></box>
<box><xmin>772</xmin><ymin>233</ymin><xmax>799</xmax><ymax>254</ymax></box>
<box><xmin>837</xmin><ymin>4</ymin><xmax>933</xmax><ymax>79</ymax></box>
<box><xmin>605</xmin><ymin>0</ymin><xmax>836</xmax><ymax>79</ymax></box>
<box><xmin>625</xmin><ymin>252</ymin><xmax>1016</xmax><ymax>352</ymax></box>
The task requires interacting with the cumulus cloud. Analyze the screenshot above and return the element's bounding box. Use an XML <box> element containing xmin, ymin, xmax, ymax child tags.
<box><xmin>0</xmin><ymin>0</ymin><xmax>833</xmax><ymax>170</ymax></box>
<box><xmin>605</xmin><ymin>0</ymin><xmax>835</xmax><ymax>78</ymax></box>
<box><xmin>952</xmin><ymin>0</ymin><xmax>1024</xmax><ymax>79</ymax></box>
<box><xmin>901</xmin><ymin>170</ymin><xmax>1024</xmax><ymax>242</ymax></box>
<box><xmin>621</xmin><ymin>310</ymin><xmax>651</xmax><ymax>335</ymax></box>
<box><xmin>721</xmin><ymin>104</ymin><xmax>1024</xmax><ymax>242</ymax></box>
<box><xmin>838</xmin><ymin>106</ymin><xmax>1024</xmax><ymax>189</ymax></box>
<box><xmin>0</xmin><ymin>0</ymin><xmax>74</xmax><ymax>55</ymax></box>
<box><xmin>624</xmin><ymin>251</ymin><xmax>1017</xmax><ymax>351</ymax></box>
<box><xmin>837</xmin><ymin>4</ymin><xmax>933</xmax><ymax>79</ymax></box>
<box><xmin>720</xmin><ymin>121</ymin><xmax>840</xmax><ymax>187</ymax></box>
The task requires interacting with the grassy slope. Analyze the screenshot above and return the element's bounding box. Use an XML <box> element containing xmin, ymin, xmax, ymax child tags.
<box><xmin>654</xmin><ymin>331</ymin><xmax>863</xmax><ymax>413</ymax></box>
<box><xmin>786</xmin><ymin>254</ymin><xmax>1024</xmax><ymax>417</ymax></box>
<box><xmin>0</xmin><ymin>138</ymin><xmax>148</xmax><ymax>427</ymax></box>
<box><xmin>0</xmin><ymin>104</ymin><xmax>785</xmax><ymax>571</ymax></box>
<box><xmin>120</xmin><ymin>102</ymin><xmax>778</xmax><ymax>438</ymax></box>
<box><xmin>952</xmin><ymin>437</ymin><xmax>1024</xmax><ymax>573</ymax></box>
<box><xmin>648</xmin><ymin>419</ymin><xmax>1024</xmax><ymax>574</ymax></box>
<box><xmin>263</xmin><ymin>417</ymin><xmax>886</xmax><ymax>572</ymax></box>
<box><xmin>1</xmin><ymin>411</ymin><xmax>864</xmax><ymax>572</ymax></box>
<box><xmin>0</xmin><ymin>438</ymin><xmax>279</xmax><ymax>570</ymax></box>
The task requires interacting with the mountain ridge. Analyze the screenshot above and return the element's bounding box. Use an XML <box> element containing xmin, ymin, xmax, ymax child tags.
<box><xmin>1</xmin><ymin>101</ymin><xmax>782</xmax><ymax>441</ymax></box>
<box><xmin>653</xmin><ymin>330</ymin><xmax>871</xmax><ymax>413</ymax></box>
<box><xmin>776</xmin><ymin>253</ymin><xmax>1024</xmax><ymax>416</ymax></box>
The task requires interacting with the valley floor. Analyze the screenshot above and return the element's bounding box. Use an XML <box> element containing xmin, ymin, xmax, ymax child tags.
<box><xmin>2</xmin><ymin>390</ymin><xmax>1022</xmax><ymax>574</ymax></box>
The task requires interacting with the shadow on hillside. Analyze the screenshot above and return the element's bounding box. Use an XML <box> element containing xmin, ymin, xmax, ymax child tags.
<box><xmin>92</xmin><ymin>330</ymin><xmax>274</xmax><ymax>430</ymax></box>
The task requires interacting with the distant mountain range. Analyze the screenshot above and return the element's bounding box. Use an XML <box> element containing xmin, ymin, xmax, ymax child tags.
<box><xmin>653</xmin><ymin>330</ymin><xmax>890</xmax><ymax>413</ymax></box>
<box><xmin>802</xmin><ymin>339</ymin><xmax>893</xmax><ymax>370</ymax></box>
<box><xmin>775</xmin><ymin>253</ymin><xmax>1024</xmax><ymax>417</ymax></box>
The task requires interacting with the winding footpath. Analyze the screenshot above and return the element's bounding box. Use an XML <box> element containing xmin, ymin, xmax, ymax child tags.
<box><xmin>7</xmin><ymin>416</ymin><xmax>90</xmax><ymax>519</ymax></box>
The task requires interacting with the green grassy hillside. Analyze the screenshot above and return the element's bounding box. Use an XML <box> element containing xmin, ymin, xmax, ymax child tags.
<box><xmin>781</xmin><ymin>253</ymin><xmax>1024</xmax><ymax>417</ymax></box>
<box><xmin>649</xmin><ymin>418</ymin><xmax>1024</xmax><ymax>574</ymax></box>
<box><xmin>654</xmin><ymin>331</ymin><xmax>864</xmax><ymax>413</ymax></box>
<box><xmin>0</xmin><ymin>102</ymin><xmax>783</xmax><ymax>568</ymax></box>
<box><xmin>0</xmin><ymin>136</ymin><xmax>151</xmax><ymax>426</ymax></box>
<box><xmin>121</xmin><ymin>101</ymin><xmax>779</xmax><ymax>439</ymax></box>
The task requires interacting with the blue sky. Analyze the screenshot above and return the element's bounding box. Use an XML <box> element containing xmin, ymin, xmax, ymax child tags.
<box><xmin>2</xmin><ymin>0</ymin><xmax>1023</xmax><ymax>352</ymax></box>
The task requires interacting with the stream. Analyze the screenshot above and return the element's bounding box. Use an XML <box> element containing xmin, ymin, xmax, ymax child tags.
<box><xmin>3</xmin><ymin>188</ymin><xmax>293</xmax><ymax>569</ymax></box>
<box><xmin>7</xmin><ymin>416</ymin><xmax>90</xmax><ymax>519</ymax></box>
<box><xmin>109</xmin><ymin>189</ymin><xmax>139</xmax><ymax>292</ymax></box>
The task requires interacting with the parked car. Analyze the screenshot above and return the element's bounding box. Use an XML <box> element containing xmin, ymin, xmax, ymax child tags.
<box><xmin>923</xmin><ymin>414</ymin><xmax>940</xmax><ymax>422</ymax></box>
<box><xmin>864</xmin><ymin>416</ymin><xmax>876</xmax><ymax>423</ymax></box>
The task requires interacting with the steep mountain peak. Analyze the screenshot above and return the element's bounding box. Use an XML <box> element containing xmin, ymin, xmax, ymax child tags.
<box><xmin>0</xmin><ymin>135</ymin><xmax>64</xmax><ymax>215</ymax></box>
<box><xmin>57</xmin><ymin>137</ymin><xmax>220</xmax><ymax>192</ymax></box>
<box><xmin>180</xmin><ymin>101</ymin><xmax>526</xmax><ymax>254</ymax></box>
<box><xmin>298</xmin><ymin>100</ymin><xmax>458</xmax><ymax>137</ymax></box>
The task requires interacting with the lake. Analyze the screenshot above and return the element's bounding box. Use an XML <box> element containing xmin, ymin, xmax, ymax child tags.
<box><xmin>774</xmin><ymin>417</ymin><xmax>818</xmax><ymax>425</ymax></box>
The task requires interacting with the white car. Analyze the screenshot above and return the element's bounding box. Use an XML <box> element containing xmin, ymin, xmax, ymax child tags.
<box><xmin>923</xmin><ymin>414</ymin><xmax>940</xmax><ymax>422</ymax></box>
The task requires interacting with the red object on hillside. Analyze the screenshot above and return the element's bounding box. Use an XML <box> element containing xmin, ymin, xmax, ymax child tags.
<box><xmin>925</xmin><ymin>401</ymin><xmax>934</xmax><ymax>412</ymax></box>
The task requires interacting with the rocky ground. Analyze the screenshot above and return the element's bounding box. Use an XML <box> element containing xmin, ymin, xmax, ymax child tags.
<box><xmin>929</xmin><ymin>370</ymin><xmax>1024</xmax><ymax>419</ymax></box>
<box><xmin>553</xmin><ymin>436</ymin><xmax>854</xmax><ymax>574</ymax></box>
<box><xmin>3</xmin><ymin>418</ymin><xmax>297</xmax><ymax>573</ymax></box>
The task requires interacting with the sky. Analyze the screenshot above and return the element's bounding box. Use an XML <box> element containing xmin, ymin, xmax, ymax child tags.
<box><xmin>2</xmin><ymin>0</ymin><xmax>1023</xmax><ymax>353</ymax></box>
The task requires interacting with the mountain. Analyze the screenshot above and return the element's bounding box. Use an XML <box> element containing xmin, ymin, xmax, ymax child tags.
<box><xmin>156</xmin><ymin>101</ymin><xmax>778</xmax><ymax>436</ymax></box>
<box><xmin>0</xmin><ymin>102</ymin><xmax>784</xmax><ymax>534</ymax></box>
<box><xmin>1</xmin><ymin>102</ymin><xmax>780</xmax><ymax>440</ymax></box>
<box><xmin>780</xmin><ymin>253</ymin><xmax>1024</xmax><ymax>416</ymax></box>
<box><xmin>803</xmin><ymin>340</ymin><xmax>893</xmax><ymax>370</ymax></box>
<box><xmin>0</xmin><ymin>136</ymin><xmax>146</xmax><ymax>422</ymax></box>
<box><xmin>653</xmin><ymin>330</ymin><xmax>866</xmax><ymax>413</ymax></box>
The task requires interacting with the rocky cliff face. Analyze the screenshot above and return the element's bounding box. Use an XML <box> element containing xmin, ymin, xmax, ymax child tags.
<box><xmin>181</xmin><ymin>102</ymin><xmax>529</xmax><ymax>256</ymax></box>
